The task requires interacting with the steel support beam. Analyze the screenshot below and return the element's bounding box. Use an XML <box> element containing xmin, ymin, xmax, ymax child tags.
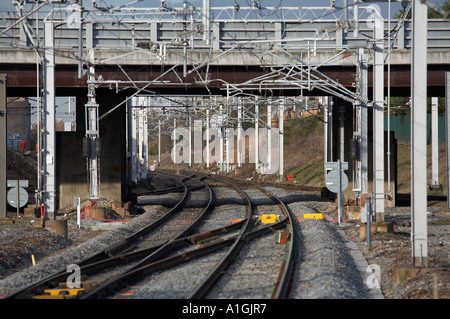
<box><xmin>129</xmin><ymin>99</ymin><xmax>137</xmax><ymax>184</ymax></box>
<box><xmin>279</xmin><ymin>98</ymin><xmax>284</xmax><ymax>181</ymax></box>
<box><xmin>353</xmin><ymin>0</ymin><xmax>359</xmax><ymax>37</ymax></box>
<box><xmin>359</xmin><ymin>49</ymin><xmax>369</xmax><ymax>222</ymax></box>
<box><xmin>339</xmin><ymin>105</ymin><xmax>345</xmax><ymax>162</ymax></box>
<box><xmin>43</xmin><ymin>21</ymin><xmax>56</xmax><ymax>219</ymax></box>
<box><xmin>373</xmin><ymin>11</ymin><xmax>385</xmax><ymax>221</ymax></box>
<box><xmin>173</xmin><ymin>118</ymin><xmax>177</xmax><ymax>165</ymax></box>
<box><xmin>431</xmin><ymin>97</ymin><xmax>439</xmax><ymax>187</ymax></box>
<box><xmin>202</xmin><ymin>0</ymin><xmax>211</xmax><ymax>45</ymax></box>
<box><xmin>219</xmin><ymin>104</ymin><xmax>223</xmax><ymax>169</ymax></box>
<box><xmin>0</xmin><ymin>74</ymin><xmax>6</xmax><ymax>220</ymax></box>
<box><xmin>267</xmin><ymin>100</ymin><xmax>272</xmax><ymax>172</ymax></box>
<box><xmin>324</xmin><ymin>97</ymin><xmax>329</xmax><ymax>173</ymax></box>
<box><xmin>255</xmin><ymin>99</ymin><xmax>259</xmax><ymax>171</ymax></box>
<box><xmin>237</xmin><ymin>99</ymin><xmax>242</xmax><ymax>168</ymax></box>
<box><xmin>188</xmin><ymin>115</ymin><xmax>192</xmax><ymax>168</ymax></box>
<box><xmin>225</xmin><ymin>127</ymin><xmax>230</xmax><ymax>173</ymax></box>
<box><xmin>158</xmin><ymin>119</ymin><xmax>161</xmax><ymax>166</ymax></box>
<box><xmin>411</xmin><ymin>0</ymin><xmax>428</xmax><ymax>267</ymax></box>
<box><xmin>327</xmin><ymin>97</ymin><xmax>333</xmax><ymax>164</ymax></box>
<box><xmin>138</xmin><ymin>100</ymin><xmax>144</xmax><ymax>176</ymax></box>
<box><xmin>142</xmin><ymin>105</ymin><xmax>148</xmax><ymax>177</ymax></box>
<box><xmin>85</xmin><ymin>42</ymin><xmax>100</xmax><ymax>199</ymax></box>
<box><xmin>206</xmin><ymin>108</ymin><xmax>210</xmax><ymax>168</ymax></box>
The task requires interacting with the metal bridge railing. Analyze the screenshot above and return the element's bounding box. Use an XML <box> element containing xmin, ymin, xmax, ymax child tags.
<box><xmin>0</xmin><ymin>13</ymin><xmax>449</xmax><ymax>52</ymax></box>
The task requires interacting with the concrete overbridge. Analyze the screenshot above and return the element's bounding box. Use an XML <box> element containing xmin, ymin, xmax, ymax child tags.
<box><xmin>1</xmin><ymin>49</ymin><xmax>449</xmax><ymax>97</ymax></box>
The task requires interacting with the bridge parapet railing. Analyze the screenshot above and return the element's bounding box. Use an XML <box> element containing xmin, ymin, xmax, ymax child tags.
<box><xmin>0</xmin><ymin>8</ymin><xmax>449</xmax><ymax>52</ymax></box>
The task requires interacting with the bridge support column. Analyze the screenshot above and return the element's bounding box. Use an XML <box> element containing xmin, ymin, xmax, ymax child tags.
<box><xmin>411</xmin><ymin>0</ymin><xmax>428</xmax><ymax>267</ymax></box>
<box><xmin>43</xmin><ymin>21</ymin><xmax>56</xmax><ymax>219</ymax></box>
<box><xmin>58</xmin><ymin>94</ymin><xmax>126</xmax><ymax>208</ymax></box>
<box><xmin>373</xmin><ymin>10</ymin><xmax>385</xmax><ymax>221</ymax></box>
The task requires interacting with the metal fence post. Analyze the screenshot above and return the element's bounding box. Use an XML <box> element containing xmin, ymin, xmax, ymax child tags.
<box><xmin>338</xmin><ymin>159</ymin><xmax>342</xmax><ymax>224</ymax></box>
<box><xmin>367</xmin><ymin>197</ymin><xmax>372</xmax><ymax>248</ymax></box>
<box><xmin>0</xmin><ymin>74</ymin><xmax>6</xmax><ymax>220</ymax></box>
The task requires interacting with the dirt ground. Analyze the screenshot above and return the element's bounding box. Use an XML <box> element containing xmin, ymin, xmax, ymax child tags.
<box><xmin>329</xmin><ymin>200</ymin><xmax>449</xmax><ymax>299</ymax></box>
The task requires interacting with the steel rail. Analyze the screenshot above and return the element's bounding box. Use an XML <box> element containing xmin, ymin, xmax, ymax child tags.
<box><xmin>196</xmin><ymin>177</ymin><xmax>296</xmax><ymax>299</ymax></box>
<box><xmin>250</xmin><ymin>184</ymin><xmax>297</xmax><ymax>299</ymax></box>
<box><xmin>85</xmin><ymin>172</ymin><xmax>192</xmax><ymax>261</ymax></box>
<box><xmin>5</xmin><ymin>172</ymin><xmax>191</xmax><ymax>299</ymax></box>
<box><xmin>5</xmin><ymin>219</ymin><xmax>249</xmax><ymax>299</ymax></box>
<box><xmin>187</xmin><ymin>175</ymin><xmax>254</xmax><ymax>299</ymax></box>
<box><xmin>79</xmin><ymin>172</ymin><xmax>215</xmax><ymax>298</ymax></box>
<box><xmin>79</xmin><ymin>219</ymin><xmax>287</xmax><ymax>299</ymax></box>
<box><xmin>76</xmin><ymin>173</ymin><xmax>254</xmax><ymax>299</ymax></box>
<box><xmin>188</xmin><ymin>177</ymin><xmax>296</xmax><ymax>299</ymax></box>
<box><xmin>123</xmin><ymin>174</ymin><xmax>214</xmax><ymax>271</ymax></box>
<box><xmin>7</xmin><ymin>173</ymin><xmax>296</xmax><ymax>299</ymax></box>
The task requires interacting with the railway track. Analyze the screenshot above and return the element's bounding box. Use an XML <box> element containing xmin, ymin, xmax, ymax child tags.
<box><xmin>190</xmin><ymin>181</ymin><xmax>297</xmax><ymax>299</ymax></box>
<box><xmin>4</xmin><ymin>172</ymin><xmax>297</xmax><ymax>299</ymax></box>
<box><xmin>5</xmin><ymin>172</ymin><xmax>208</xmax><ymax>299</ymax></box>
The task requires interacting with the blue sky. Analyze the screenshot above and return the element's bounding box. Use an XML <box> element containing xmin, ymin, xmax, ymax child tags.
<box><xmin>0</xmin><ymin>0</ymin><xmax>447</xmax><ymax>18</ymax></box>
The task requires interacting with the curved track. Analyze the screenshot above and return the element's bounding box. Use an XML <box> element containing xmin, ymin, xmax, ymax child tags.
<box><xmin>5</xmin><ymin>173</ymin><xmax>208</xmax><ymax>299</ymax></box>
<box><xmin>5</xmin><ymin>172</ymin><xmax>297</xmax><ymax>299</ymax></box>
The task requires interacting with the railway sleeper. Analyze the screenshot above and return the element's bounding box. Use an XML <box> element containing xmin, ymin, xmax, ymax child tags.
<box><xmin>188</xmin><ymin>231</ymin><xmax>215</xmax><ymax>244</ymax></box>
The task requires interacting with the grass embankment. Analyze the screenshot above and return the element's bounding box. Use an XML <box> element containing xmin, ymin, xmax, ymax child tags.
<box><xmin>152</xmin><ymin>114</ymin><xmax>327</xmax><ymax>184</ymax></box>
<box><xmin>282</xmin><ymin>115</ymin><xmax>325</xmax><ymax>187</ymax></box>
<box><xmin>396</xmin><ymin>142</ymin><xmax>447</xmax><ymax>195</ymax></box>
<box><xmin>152</xmin><ymin>113</ymin><xmax>447</xmax><ymax>197</ymax></box>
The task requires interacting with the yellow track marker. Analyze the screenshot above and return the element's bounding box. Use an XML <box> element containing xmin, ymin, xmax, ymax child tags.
<box><xmin>303</xmin><ymin>213</ymin><xmax>323</xmax><ymax>220</ymax></box>
<box><xmin>43</xmin><ymin>288</ymin><xmax>84</xmax><ymax>296</ymax></box>
<box><xmin>259</xmin><ymin>214</ymin><xmax>279</xmax><ymax>224</ymax></box>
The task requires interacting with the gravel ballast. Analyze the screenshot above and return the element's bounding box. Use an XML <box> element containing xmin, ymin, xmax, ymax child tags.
<box><xmin>0</xmin><ymin>184</ymin><xmax>447</xmax><ymax>299</ymax></box>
